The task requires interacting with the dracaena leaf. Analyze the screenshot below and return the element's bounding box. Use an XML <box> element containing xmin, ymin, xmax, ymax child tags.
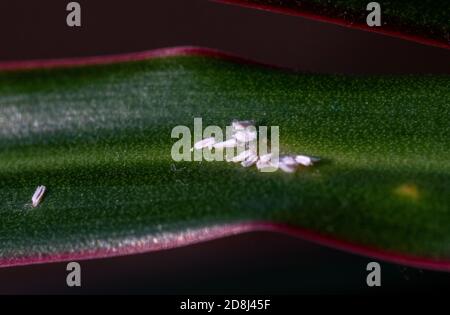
<box><xmin>0</xmin><ymin>53</ymin><xmax>449</xmax><ymax>269</ymax></box>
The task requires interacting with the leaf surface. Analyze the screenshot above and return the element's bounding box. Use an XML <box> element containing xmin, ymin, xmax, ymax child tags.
<box><xmin>0</xmin><ymin>54</ymin><xmax>449</xmax><ymax>268</ymax></box>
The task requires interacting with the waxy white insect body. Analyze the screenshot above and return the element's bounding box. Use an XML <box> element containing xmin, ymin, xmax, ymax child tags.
<box><xmin>231</xmin><ymin>149</ymin><xmax>255</xmax><ymax>163</ymax></box>
<box><xmin>241</xmin><ymin>152</ymin><xmax>259</xmax><ymax>167</ymax></box>
<box><xmin>190</xmin><ymin>119</ymin><xmax>320</xmax><ymax>173</ymax></box>
<box><xmin>278</xmin><ymin>163</ymin><xmax>297</xmax><ymax>173</ymax></box>
<box><xmin>193</xmin><ymin>137</ymin><xmax>216</xmax><ymax>150</ymax></box>
<box><xmin>280</xmin><ymin>155</ymin><xmax>297</xmax><ymax>166</ymax></box>
<box><xmin>232</xmin><ymin>120</ymin><xmax>255</xmax><ymax>131</ymax></box>
<box><xmin>275</xmin><ymin>154</ymin><xmax>321</xmax><ymax>173</ymax></box>
<box><xmin>233</xmin><ymin>130</ymin><xmax>257</xmax><ymax>143</ymax></box>
<box><xmin>295</xmin><ymin>155</ymin><xmax>319</xmax><ymax>166</ymax></box>
<box><xmin>213</xmin><ymin>138</ymin><xmax>237</xmax><ymax>149</ymax></box>
<box><xmin>232</xmin><ymin>120</ymin><xmax>258</xmax><ymax>144</ymax></box>
<box><xmin>259</xmin><ymin>153</ymin><xmax>272</xmax><ymax>163</ymax></box>
<box><xmin>32</xmin><ymin>185</ymin><xmax>46</xmax><ymax>208</ymax></box>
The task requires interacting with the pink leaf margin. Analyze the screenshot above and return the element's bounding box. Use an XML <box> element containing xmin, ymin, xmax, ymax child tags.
<box><xmin>213</xmin><ymin>0</ymin><xmax>450</xmax><ymax>51</ymax></box>
<box><xmin>0</xmin><ymin>46</ymin><xmax>449</xmax><ymax>271</ymax></box>
<box><xmin>1</xmin><ymin>221</ymin><xmax>450</xmax><ymax>271</ymax></box>
<box><xmin>0</xmin><ymin>46</ymin><xmax>277</xmax><ymax>72</ymax></box>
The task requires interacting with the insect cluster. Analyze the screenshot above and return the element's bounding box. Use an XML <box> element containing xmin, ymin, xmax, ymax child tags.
<box><xmin>193</xmin><ymin>120</ymin><xmax>319</xmax><ymax>173</ymax></box>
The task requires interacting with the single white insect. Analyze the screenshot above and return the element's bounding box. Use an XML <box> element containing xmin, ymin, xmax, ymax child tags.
<box><xmin>241</xmin><ymin>153</ymin><xmax>259</xmax><ymax>167</ymax></box>
<box><xmin>256</xmin><ymin>153</ymin><xmax>280</xmax><ymax>171</ymax></box>
<box><xmin>280</xmin><ymin>155</ymin><xmax>297</xmax><ymax>166</ymax></box>
<box><xmin>231</xmin><ymin>149</ymin><xmax>255</xmax><ymax>163</ymax></box>
<box><xmin>193</xmin><ymin>137</ymin><xmax>216</xmax><ymax>150</ymax></box>
<box><xmin>278</xmin><ymin>162</ymin><xmax>297</xmax><ymax>173</ymax></box>
<box><xmin>32</xmin><ymin>185</ymin><xmax>46</xmax><ymax>208</ymax></box>
<box><xmin>213</xmin><ymin>138</ymin><xmax>237</xmax><ymax>149</ymax></box>
<box><xmin>295</xmin><ymin>155</ymin><xmax>319</xmax><ymax>166</ymax></box>
<box><xmin>233</xmin><ymin>129</ymin><xmax>257</xmax><ymax>143</ymax></box>
<box><xmin>232</xmin><ymin>120</ymin><xmax>254</xmax><ymax>131</ymax></box>
<box><xmin>259</xmin><ymin>153</ymin><xmax>272</xmax><ymax>163</ymax></box>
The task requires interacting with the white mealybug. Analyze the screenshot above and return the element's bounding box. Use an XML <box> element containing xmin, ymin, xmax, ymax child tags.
<box><xmin>213</xmin><ymin>138</ymin><xmax>237</xmax><ymax>149</ymax></box>
<box><xmin>32</xmin><ymin>185</ymin><xmax>46</xmax><ymax>208</ymax></box>
<box><xmin>259</xmin><ymin>153</ymin><xmax>272</xmax><ymax>163</ymax></box>
<box><xmin>256</xmin><ymin>153</ymin><xmax>277</xmax><ymax>171</ymax></box>
<box><xmin>280</xmin><ymin>155</ymin><xmax>297</xmax><ymax>166</ymax></box>
<box><xmin>241</xmin><ymin>153</ymin><xmax>259</xmax><ymax>168</ymax></box>
<box><xmin>233</xmin><ymin>129</ymin><xmax>257</xmax><ymax>143</ymax></box>
<box><xmin>232</xmin><ymin>120</ymin><xmax>254</xmax><ymax>131</ymax></box>
<box><xmin>193</xmin><ymin>137</ymin><xmax>216</xmax><ymax>150</ymax></box>
<box><xmin>231</xmin><ymin>149</ymin><xmax>255</xmax><ymax>163</ymax></box>
<box><xmin>277</xmin><ymin>155</ymin><xmax>298</xmax><ymax>173</ymax></box>
<box><xmin>278</xmin><ymin>162</ymin><xmax>297</xmax><ymax>173</ymax></box>
<box><xmin>295</xmin><ymin>155</ymin><xmax>319</xmax><ymax>166</ymax></box>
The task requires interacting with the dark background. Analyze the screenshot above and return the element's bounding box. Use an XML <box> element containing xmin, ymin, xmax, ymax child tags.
<box><xmin>0</xmin><ymin>0</ymin><xmax>449</xmax><ymax>294</ymax></box>
<box><xmin>2</xmin><ymin>231</ymin><xmax>450</xmax><ymax>294</ymax></box>
<box><xmin>0</xmin><ymin>0</ymin><xmax>449</xmax><ymax>74</ymax></box>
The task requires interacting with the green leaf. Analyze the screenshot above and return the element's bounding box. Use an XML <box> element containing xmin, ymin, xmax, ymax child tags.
<box><xmin>0</xmin><ymin>55</ymin><xmax>449</xmax><ymax>268</ymax></box>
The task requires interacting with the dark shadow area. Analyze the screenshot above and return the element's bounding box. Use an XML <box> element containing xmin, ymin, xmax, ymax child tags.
<box><xmin>0</xmin><ymin>231</ymin><xmax>450</xmax><ymax>294</ymax></box>
<box><xmin>0</xmin><ymin>0</ymin><xmax>449</xmax><ymax>74</ymax></box>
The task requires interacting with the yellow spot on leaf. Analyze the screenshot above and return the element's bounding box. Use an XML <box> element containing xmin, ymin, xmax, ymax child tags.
<box><xmin>394</xmin><ymin>184</ymin><xmax>420</xmax><ymax>201</ymax></box>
